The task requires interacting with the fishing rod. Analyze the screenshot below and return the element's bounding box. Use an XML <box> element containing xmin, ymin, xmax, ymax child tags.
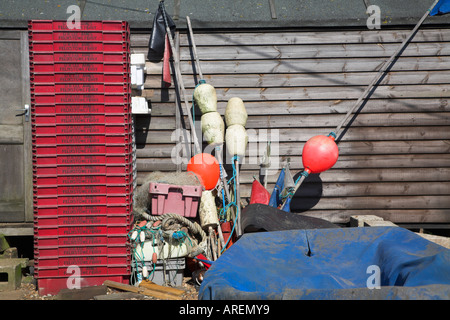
<box><xmin>186</xmin><ymin>15</ymin><xmax>230</xmax><ymax>250</ymax></box>
<box><xmin>160</xmin><ymin>2</ymin><xmax>201</xmax><ymax>155</ymax></box>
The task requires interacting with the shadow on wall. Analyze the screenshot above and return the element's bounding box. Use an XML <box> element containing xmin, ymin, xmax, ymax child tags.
<box><xmin>289</xmin><ymin>172</ymin><xmax>323</xmax><ymax>213</ymax></box>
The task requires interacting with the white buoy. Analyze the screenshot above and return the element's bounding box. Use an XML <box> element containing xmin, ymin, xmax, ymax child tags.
<box><xmin>194</xmin><ymin>82</ymin><xmax>217</xmax><ymax>114</ymax></box>
<box><xmin>142</xmin><ymin>266</ymin><xmax>149</xmax><ymax>278</ymax></box>
<box><xmin>225</xmin><ymin>97</ymin><xmax>248</xmax><ymax>127</ymax></box>
<box><xmin>199</xmin><ymin>190</ymin><xmax>220</xmax><ymax>229</ymax></box>
<box><xmin>201</xmin><ymin>111</ymin><xmax>225</xmax><ymax>145</ymax></box>
<box><xmin>225</xmin><ymin>124</ymin><xmax>248</xmax><ymax>158</ymax></box>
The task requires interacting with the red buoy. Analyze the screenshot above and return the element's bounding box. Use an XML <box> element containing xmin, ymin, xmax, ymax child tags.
<box><xmin>302</xmin><ymin>134</ymin><xmax>339</xmax><ymax>174</ymax></box>
<box><xmin>250</xmin><ymin>179</ymin><xmax>270</xmax><ymax>205</ymax></box>
<box><xmin>187</xmin><ymin>153</ymin><xmax>220</xmax><ymax>190</ymax></box>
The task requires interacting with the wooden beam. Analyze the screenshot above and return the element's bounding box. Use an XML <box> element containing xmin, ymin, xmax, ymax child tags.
<box><xmin>143</xmin><ymin>84</ymin><xmax>450</xmax><ymax>102</ymax></box>
<box><xmin>147</xmin><ymin>99</ymin><xmax>450</xmax><ymax>116</ymax></box>
<box><xmin>0</xmin><ymin>125</ymin><xmax>23</xmax><ymax>144</ymax></box>
<box><xmin>131</xmin><ymin>29</ymin><xmax>450</xmax><ymax>46</ymax></box>
<box><xmin>136</xmin><ymin>167</ymin><xmax>450</xmax><ymax>184</ymax></box>
<box><xmin>146</xmin><ymin>56</ymin><xmax>450</xmax><ymax>75</ymax></box>
<box><xmin>103</xmin><ymin>280</ymin><xmax>183</xmax><ymax>300</ymax></box>
<box><xmin>174</xmin><ymin>42</ymin><xmax>450</xmax><ymax>60</ymax></box>
<box><xmin>135</xmin><ymin>139</ymin><xmax>450</xmax><ymax>158</ymax></box>
<box><xmin>135</xmin><ymin>112</ymin><xmax>450</xmax><ymax>131</ymax></box>
<box><xmin>145</xmin><ymin>70</ymin><xmax>450</xmax><ymax>88</ymax></box>
<box><xmin>21</xmin><ymin>30</ymin><xmax>33</xmax><ymax>223</ymax></box>
<box><xmin>300</xmin><ymin>209</ymin><xmax>450</xmax><ymax>224</ymax></box>
<box><xmin>139</xmin><ymin>279</ymin><xmax>185</xmax><ymax>297</ymax></box>
<box><xmin>55</xmin><ymin>285</ymin><xmax>108</xmax><ymax>300</ymax></box>
<box><xmin>135</xmin><ymin>153</ymin><xmax>450</xmax><ymax>172</ymax></box>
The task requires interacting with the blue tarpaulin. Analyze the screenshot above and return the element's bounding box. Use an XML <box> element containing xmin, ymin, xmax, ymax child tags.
<box><xmin>430</xmin><ymin>0</ymin><xmax>450</xmax><ymax>16</ymax></box>
<box><xmin>198</xmin><ymin>227</ymin><xmax>450</xmax><ymax>300</ymax></box>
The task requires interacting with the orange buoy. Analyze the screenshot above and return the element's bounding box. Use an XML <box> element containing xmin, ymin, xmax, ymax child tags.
<box><xmin>302</xmin><ymin>134</ymin><xmax>339</xmax><ymax>174</ymax></box>
<box><xmin>187</xmin><ymin>153</ymin><xmax>220</xmax><ymax>190</ymax></box>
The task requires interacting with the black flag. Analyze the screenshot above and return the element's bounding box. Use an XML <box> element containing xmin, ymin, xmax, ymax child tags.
<box><xmin>147</xmin><ymin>1</ymin><xmax>176</xmax><ymax>62</ymax></box>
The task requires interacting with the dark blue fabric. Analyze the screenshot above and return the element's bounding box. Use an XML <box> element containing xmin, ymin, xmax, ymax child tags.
<box><xmin>268</xmin><ymin>168</ymin><xmax>285</xmax><ymax>207</ymax></box>
<box><xmin>281</xmin><ymin>197</ymin><xmax>291</xmax><ymax>212</ymax></box>
<box><xmin>198</xmin><ymin>227</ymin><xmax>450</xmax><ymax>300</ymax></box>
<box><xmin>430</xmin><ymin>0</ymin><xmax>450</xmax><ymax>16</ymax></box>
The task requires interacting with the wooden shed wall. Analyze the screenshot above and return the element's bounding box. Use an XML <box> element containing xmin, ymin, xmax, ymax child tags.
<box><xmin>130</xmin><ymin>27</ymin><xmax>450</xmax><ymax>225</ymax></box>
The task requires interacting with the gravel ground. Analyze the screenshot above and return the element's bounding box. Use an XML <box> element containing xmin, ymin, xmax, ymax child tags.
<box><xmin>1</xmin><ymin>276</ymin><xmax>199</xmax><ymax>300</ymax></box>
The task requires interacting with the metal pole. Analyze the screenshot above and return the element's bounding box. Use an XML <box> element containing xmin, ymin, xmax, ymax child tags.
<box><xmin>235</xmin><ymin>158</ymin><xmax>242</xmax><ymax>237</ymax></box>
<box><xmin>160</xmin><ymin>4</ymin><xmax>201</xmax><ymax>155</ymax></box>
<box><xmin>187</xmin><ymin>15</ymin><xmax>227</xmax><ymax>248</ymax></box>
<box><xmin>186</xmin><ymin>16</ymin><xmax>203</xmax><ymax>80</ymax></box>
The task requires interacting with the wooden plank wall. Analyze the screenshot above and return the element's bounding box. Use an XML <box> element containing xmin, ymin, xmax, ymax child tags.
<box><xmin>130</xmin><ymin>28</ymin><xmax>450</xmax><ymax>225</ymax></box>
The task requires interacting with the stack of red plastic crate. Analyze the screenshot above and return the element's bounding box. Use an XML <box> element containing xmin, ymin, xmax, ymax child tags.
<box><xmin>29</xmin><ymin>20</ymin><xmax>133</xmax><ymax>295</ymax></box>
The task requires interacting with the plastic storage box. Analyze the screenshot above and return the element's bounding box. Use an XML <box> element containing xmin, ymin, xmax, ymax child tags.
<box><xmin>149</xmin><ymin>182</ymin><xmax>202</xmax><ymax>218</ymax></box>
<box><xmin>133</xmin><ymin>258</ymin><xmax>186</xmax><ymax>287</ymax></box>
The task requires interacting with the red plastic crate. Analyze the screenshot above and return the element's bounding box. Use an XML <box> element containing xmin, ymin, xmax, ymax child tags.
<box><xmin>32</xmin><ymin>113</ymin><xmax>130</xmax><ymax>125</ymax></box>
<box><xmin>33</xmin><ymin>146</ymin><xmax>133</xmax><ymax>158</ymax></box>
<box><xmin>34</xmin><ymin>245</ymin><xmax>130</xmax><ymax>259</ymax></box>
<box><xmin>32</xmin><ymin>83</ymin><xmax>130</xmax><ymax>94</ymax></box>
<box><xmin>33</xmin><ymin>133</ymin><xmax>131</xmax><ymax>145</ymax></box>
<box><xmin>34</xmin><ymin>184</ymin><xmax>132</xmax><ymax>196</ymax></box>
<box><xmin>35</xmin><ymin>267</ymin><xmax>130</xmax><ymax>279</ymax></box>
<box><xmin>34</xmin><ymin>193</ymin><xmax>132</xmax><ymax>206</ymax></box>
<box><xmin>33</xmin><ymin>123</ymin><xmax>131</xmax><ymax>135</ymax></box>
<box><xmin>30</xmin><ymin>52</ymin><xmax>128</xmax><ymax>63</ymax></box>
<box><xmin>29</xmin><ymin>20</ymin><xmax>129</xmax><ymax>32</ymax></box>
<box><xmin>34</xmin><ymin>204</ymin><xmax>132</xmax><ymax>216</ymax></box>
<box><xmin>34</xmin><ymin>213</ymin><xmax>131</xmax><ymax>226</ymax></box>
<box><xmin>30</xmin><ymin>41</ymin><xmax>129</xmax><ymax>52</ymax></box>
<box><xmin>35</xmin><ymin>274</ymin><xmax>130</xmax><ymax>296</ymax></box>
<box><xmin>35</xmin><ymin>254</ymin><xmax>131</xmax><ymax>268</ymax></box>
<box><xmin>31</xmin><ymin>104</ymin><xmax>130</xmax><ymax>114</ymax></box>
<box><xmin>33</xmin><ymin>164</ymin><xmax>132</xmax><ymax>176</ymax></box>
<box><xmin>33</xmin><ymin>205</ymin><xmax>133</xmax><ymax>217</ymax></box>
<box><xmin>34</xmin><ymin>233</ymin><xmax>129</xmax><ymax>247</ymax></box>
<box><xmin>31</xmin><ymin>62</ymin><xmax>129</xmax><ymax>73</ymax></box>
<box><xmin>30</xmin><ymin>31</ymin><xmax>129</xmax><ymax>42</ymax></box>
<box><xmin>149</xmin><ymin>182</ymin><xmax>202</xmax><ymax>218</ymax></box>
<box><xmin>34</xmin><ymin>154</ymin><xmax>132</xmax><ymax>166</ymax></box>
<box><xmin>34</xmin><ymin>172</ymin><xmax>132</xmax><ymax>185</ymax></box>
<box><xmin>32</xmin><ymin>92</ymin><xmax>130</xmax><ymax>104</ymax></box>
<box><xmin>34</xmin><ymin>223</ymin><xmax>131</xmax><ymax>237</ymax></box>
<box><xmin>32</xmin><ymin>73</ymin><xmax>128</xmax><ymax>83</ymax></box>
<box><xmin>29</xmin><ymin>21</ymin><xmax>133</xmax><ymax>297</ymax></box>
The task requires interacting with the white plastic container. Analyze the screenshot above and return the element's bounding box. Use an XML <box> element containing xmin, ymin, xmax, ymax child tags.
<box><xmin>134</xmin><ymin>237</ymin><xmax>190</xmax><ymax>260</ymax></box>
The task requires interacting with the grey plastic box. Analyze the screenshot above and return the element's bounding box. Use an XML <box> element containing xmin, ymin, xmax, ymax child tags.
<box><xmin>133</xmin><ymin>257</ymin><xmax>185</xmax><ymax>287</ymax></box>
